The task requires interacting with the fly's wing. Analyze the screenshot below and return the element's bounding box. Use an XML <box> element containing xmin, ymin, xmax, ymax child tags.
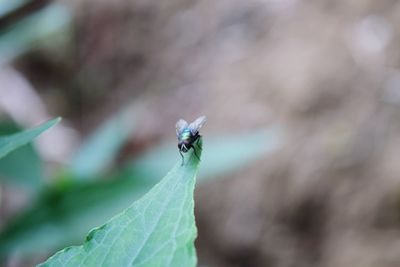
<box><xmin>176</xmin><ymin>119</ymin><xmax>188</xmax><ymax>136</ymax></box>
<box><xmin>188</xmin><ymin>115</ymin><xmax>207</xmax><ymax>135</ymax></box>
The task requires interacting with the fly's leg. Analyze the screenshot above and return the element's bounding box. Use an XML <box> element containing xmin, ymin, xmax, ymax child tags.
<box><xmin>179</xmin><ymin>150</ymin><xmax>185</xmax><ymax>166</ymax></box>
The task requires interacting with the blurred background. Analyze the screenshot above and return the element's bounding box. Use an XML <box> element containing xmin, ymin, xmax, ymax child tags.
<box><xmin>0</xmin><ymin>0</ymin><xmax>400</xmax><ymax>266</ymax></box>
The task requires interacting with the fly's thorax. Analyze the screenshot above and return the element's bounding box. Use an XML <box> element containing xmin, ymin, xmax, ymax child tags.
<box><xmin>179</xmin><ymin>129</ymin><xmax>192</xmax><ymax>141</ymax></box>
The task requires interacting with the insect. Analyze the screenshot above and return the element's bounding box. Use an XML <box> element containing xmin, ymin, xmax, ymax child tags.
<box><xmin>176</xmin><ymin>115</ymin><xmax>207</xmax><ymax>165</ymax></box>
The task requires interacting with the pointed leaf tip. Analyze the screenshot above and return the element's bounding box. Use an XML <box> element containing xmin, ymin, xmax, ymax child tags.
<box><xmin>39</xmin><ymin>135</ymin><xmax>202</xmax><ymax>267</ymax></box>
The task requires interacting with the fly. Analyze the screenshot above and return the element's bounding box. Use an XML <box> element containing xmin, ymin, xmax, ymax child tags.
<box><xmin>176</xmin><ymin>115</ymin><xmax>206</xmax><ymax>165</ymax></box>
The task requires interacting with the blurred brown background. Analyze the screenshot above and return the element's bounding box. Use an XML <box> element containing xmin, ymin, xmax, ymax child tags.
<box><xmin>2</xmin><ymin>0</ymin><xmax>400</xmax><ymax>266</ymax></box>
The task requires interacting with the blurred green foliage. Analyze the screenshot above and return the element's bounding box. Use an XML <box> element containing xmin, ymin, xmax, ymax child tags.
<box><xmin>0</xmin><ymin>121</ymin><xmax>43</xmax><ymax>189</ymax></box>
<box><xmin>70</xmin><ymin>108</ymin><xmax>136</xmax><ymax>179</ymax></box>
<box><xmin>0</xmin><ymin>118</ymin><xmax>60</xmax><ymax>160</ymax></box>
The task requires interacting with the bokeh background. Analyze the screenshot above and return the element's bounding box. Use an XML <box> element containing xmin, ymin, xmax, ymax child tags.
<box><xmin>1</xmin><ymin>0</ymin><xmax>400</xmax><ymax>266</ymax></box>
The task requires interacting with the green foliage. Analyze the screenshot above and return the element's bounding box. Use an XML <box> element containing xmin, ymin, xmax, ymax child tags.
<box><xmin>0</xmin><ymin>118</ymin><xmax>60</xmax><ymax>160</ymax></box>
<box><xmin>38</xmin><ymin>139</ymin><xmax>202</xmax><ymax>267</ymax></box>
<box><xmin>0</xmin><ymin>142</ymin><xmax>42</xmax><ymax>189</ymax></box>
<box><xmin>70</xmin><ymin>108</ymin><xmax>135</xmax><ymax>179</ymax></box>
<box><xmin>0</xmin><ymin>122</ymin><xmax>43</xmax><ymax>189</ymax></box>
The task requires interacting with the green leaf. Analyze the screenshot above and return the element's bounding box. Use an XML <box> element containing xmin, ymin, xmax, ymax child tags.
<box><xmin>0</xmin><ymin>128</ymin><xmax>282</xmax><ymax>257</ymax></box>
<box><xmin>70</xmin><ymin>107</ymin><xmax>135</xmax><ymax>178</ymax></box>
<box><xmin>0</xmin><ymin>121</ymin><xmax>43</xmax><ymax>189</ymax></box>
<box><xmin>39</xmin><ymin>139</ymin><xmax>202</xmax><ymax>267</ymax></box>
<box><xmin>0</xmin><ymin>117</ymin><xmax>61</xmax><ymax>160</ymax></box>
<box><xmin>0</xmin><ymin>144</ymin><xmax>42</xmax><ymax>189</ymax></box>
